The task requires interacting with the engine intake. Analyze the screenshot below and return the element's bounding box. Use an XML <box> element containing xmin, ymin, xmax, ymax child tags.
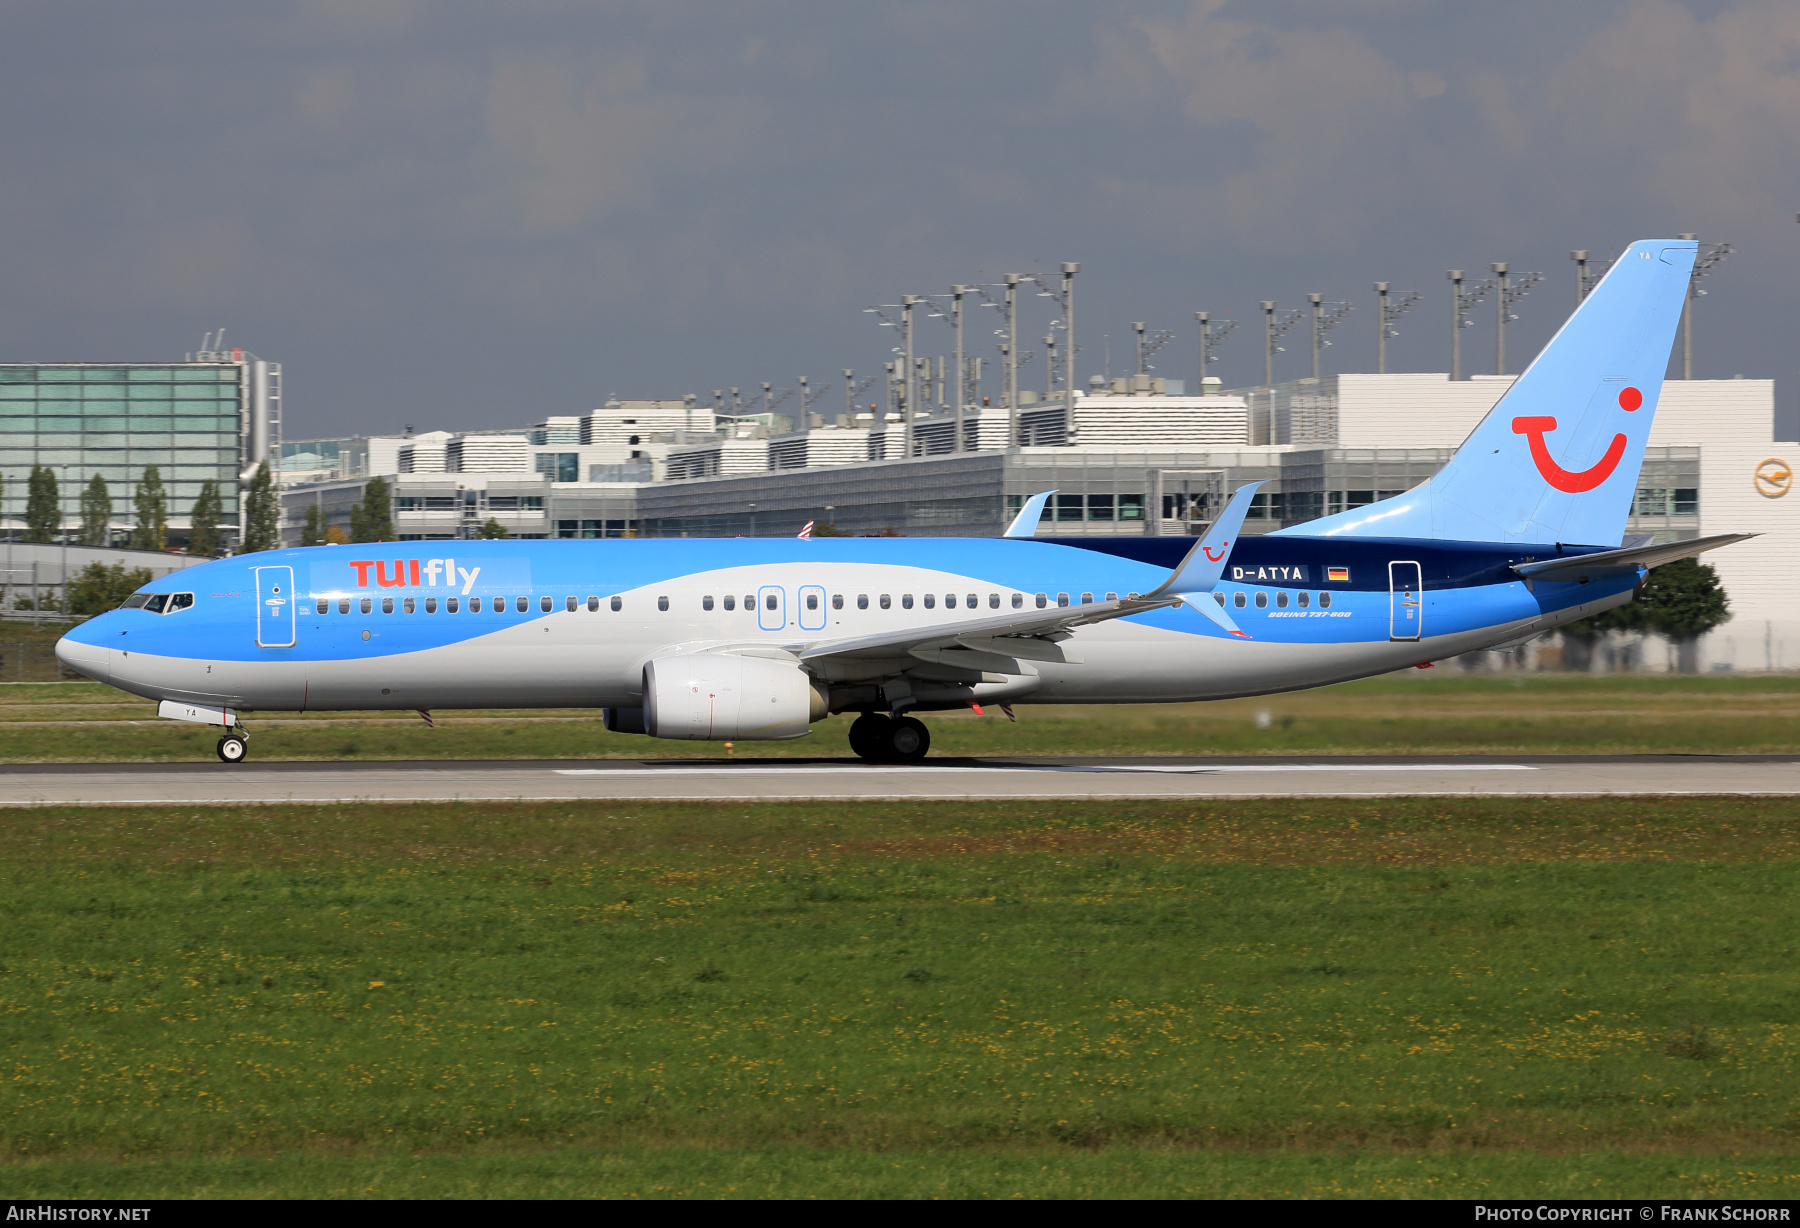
<box><xmin>643</xmin><ymin>652</ymin><xmax>824</xmax><ymax>740</ymax></box>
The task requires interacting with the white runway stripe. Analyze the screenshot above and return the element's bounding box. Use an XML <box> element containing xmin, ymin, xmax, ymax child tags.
<box><xmin>552</xmin><ymin>763</ymin><xmax>1539</xmax><ymax>777</ymax></box>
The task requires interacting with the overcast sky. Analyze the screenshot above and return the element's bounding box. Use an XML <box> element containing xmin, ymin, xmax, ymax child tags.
<box><xmin>3</xmin><ymin>0</ymin><xmax>1796</xmax><ymax>438</ymax></box>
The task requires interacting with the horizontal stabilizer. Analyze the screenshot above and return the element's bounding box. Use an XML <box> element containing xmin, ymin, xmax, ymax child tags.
<box><xmin>1513</xmin><ymin>532</ymin><xmax>1753</xmax><ymax>581</ymax></box>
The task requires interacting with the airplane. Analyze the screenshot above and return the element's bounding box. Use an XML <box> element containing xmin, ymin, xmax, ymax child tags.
<box><xmin>57</xmin><ymin>238</ymin><xmax>1749</xmax><ymax>765</ymax></box>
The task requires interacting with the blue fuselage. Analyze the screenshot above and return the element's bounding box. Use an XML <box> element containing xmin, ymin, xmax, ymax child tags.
<box><xmin>55</xmin><ymin>534</ymin><xmax>1634</xmax><ymax>715</ymax></box>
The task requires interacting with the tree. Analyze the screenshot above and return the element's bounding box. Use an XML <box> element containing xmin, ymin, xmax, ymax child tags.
<box><xmin>349</xmin><ymin>476</ymin><xmax>393</xmax><ymax>543</ymax></box>
<box><xmin>1563</xmin><ymin>556</ymin><xmax>1730</xmax><ymax>674</ymax></box>
<box><xmin>24</xmin><ymin>465</ymin><xmax>59</xmax><ymax>543</ymax></box>
<box><xmin>477</xmin><ymin>517</ymin><xmax>509</xmax><ymax>539</ymax></box>
<box><xmin>325</xmin><ymin>524</ymin><xmax>349</xmax><ymax>545</ymax></box>
<box><xmin>65</xmin><ymin>562</ymin><xmax>154</xmax><ymax>616</ymax></box>
<box><xmin>241</xmin><ymin>461</ymin><xmax>279</xmax><ymax>553</ymax></box>
<box><xmin>131</xmin><ymin>465</ymin><xmax>167</xmax><ymax>551</ymax></box>
<box><xmin>78</xmin><ymin>474</ymin><xmax>112</xmax><ymax>547</ymax></box>
<box><xmin>188</xmin><ymin>480</ymin><xmax>223</xmax><ymax>557</ymax></box>
<box><xmin>300</xmin><ymin>502</ymin><xmax>326</xmax><ymax>547</ymax></box>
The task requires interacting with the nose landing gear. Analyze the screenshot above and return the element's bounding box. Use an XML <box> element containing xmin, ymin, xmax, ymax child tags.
<box><xmin>847</xmin><ymin>712</ymin><xmax>931</xmax><ymax>763</ymax></box>
<box><xmin>216</xmin><ymin>731</ymin><xmax>248</xmax><ymax>763</ymax></box>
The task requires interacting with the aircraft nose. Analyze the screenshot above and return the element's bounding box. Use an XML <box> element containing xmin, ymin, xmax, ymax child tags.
<box><xmin>55</xmin><ymin>633</ymin><xmax>111</xmax><ymax>683</ymax></box>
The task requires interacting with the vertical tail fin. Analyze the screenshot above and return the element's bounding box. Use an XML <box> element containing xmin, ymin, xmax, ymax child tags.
<box><xmin>1279</xmin><ymin>238</ymin><xmax>1697</xmax><ymax>546</ymax></box>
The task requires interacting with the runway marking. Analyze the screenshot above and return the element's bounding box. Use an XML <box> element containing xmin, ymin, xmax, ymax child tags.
<box><xmin>553</xmin><ymin>763</ymin><xmax>1539</xmax><ymax>777</ymax></box>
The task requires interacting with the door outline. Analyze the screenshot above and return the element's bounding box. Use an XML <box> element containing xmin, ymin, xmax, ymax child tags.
<box><xmin>797</xmin><ymin>584</ymin><xmax>827</xmax><ymax>631</ymax></box>
<box><xmin>757</xmin><ymin>585</ymin><xmax>786</xmax><ymax>632</ymax></box>
<box><xmin>255</xmin><ymin>565</ymin><xmax>297</xmax><ymax>648</ymax></box>
<box><xmin>1388</xmin><ymin>560</ymin><xmax>1422</xmax><ymax>642</ymax></box>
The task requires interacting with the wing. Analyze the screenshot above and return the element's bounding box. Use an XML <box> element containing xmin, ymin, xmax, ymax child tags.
<box><xmin>799</xmin><ymin>480</ymin><xmax>1266</xmax><ymax>680</ymax></box>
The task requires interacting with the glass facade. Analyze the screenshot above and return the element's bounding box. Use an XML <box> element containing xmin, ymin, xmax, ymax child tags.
<box><xmin>0</xmin><ymin>364</ymin><xmax>243</xmax><ymax>539</ymax></box>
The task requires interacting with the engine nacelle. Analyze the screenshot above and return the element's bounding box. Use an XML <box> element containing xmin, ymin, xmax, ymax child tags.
<box><xmin>643</xmin><ymin>653</ymin><xmax>824</xmax><ymax>741</ymax></box>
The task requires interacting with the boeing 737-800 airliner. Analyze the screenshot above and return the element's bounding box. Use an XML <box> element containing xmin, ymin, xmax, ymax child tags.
<box><xmin>56</xmin><ymin>239</ymin><xmax>1747</xmax><ymax>763</ymax></box>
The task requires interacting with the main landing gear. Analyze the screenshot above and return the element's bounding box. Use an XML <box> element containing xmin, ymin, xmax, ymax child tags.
<box><xmin>848</xmin><ymin>712</ymin><xmax>931</xmax><ymax>763</ymax></box>
<box><xmin>216</xmin><ymin>731</ymin><xmax>249</xmax><ymax>763</ymax></box>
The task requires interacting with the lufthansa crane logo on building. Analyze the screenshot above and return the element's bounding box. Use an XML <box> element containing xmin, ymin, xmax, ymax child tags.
<box><xmin>1754</xmin><ymin>458</ymin><xmax>1793</xmax><ymax>499</ymax></box>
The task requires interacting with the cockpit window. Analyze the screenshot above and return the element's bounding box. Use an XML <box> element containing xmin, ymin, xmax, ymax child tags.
<box><xmin>128</xmin><ymin>592</ymin><xmax>193</xmax><ymax>614</ymax></box>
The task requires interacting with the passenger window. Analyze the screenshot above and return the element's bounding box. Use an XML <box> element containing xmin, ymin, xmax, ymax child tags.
<box><xmin>1105</xmin><ymin>592</ymin><xmax>1117</xmax><ymax>602</ymax></box>
<box><xmin>338</xmin><ymin>598</ymin><xmax>350</xmax><ymax>614</ymax></box>
<box><xmin>658</xmin><ymin>595</ymin><xmax>670</xmax><ymax>612</ymax></box>
<box><xmin>1010</xmin><ymin>593</ymin><xmax>1020</xmax><ymax>609</ymax></box>
<box><xmin>494</xmin><ymin>599</ymin><xmax>506</xmax><ymax>615</ymax></box>
<box><xmin>703</xmin><ymin>595</ymin><xmax>715</xmax><ymax>611</ymax></box>
<box><xmin>1233</xmin><ymin>592</ymin><xmax>1246</xmax><ymax>608</ymax></box>
<box><xmin>404</xmin><ymin>597</ymin><xmax>416</xmax><ymax>614</ymax></box>
<box><xmin>1298</xmin><ymin>592</ymin><xmax>1310</xmax><ymax>608</ymax></box>
<box><xmin>540</xmin><ymin>596</ymin><xmax>552</xmax><ymax>613</ymax></box>
<box><xmin>587</xmin><ymin>596</ymin><xmax>599</xmax><ymax>611</ymax></box>
<box><xmin>447</xmin><ymin>597</ymin><xmax>459</xmax><ymax>613</ymax></box>
<box><xmin>1036</xmin><ymin>593</ymin><xmax>1047</xmax><ymax>608</ymax></box>
<box><xmin>316</xmin><ymin>599</ymin><xmax>329</xmax><ymax>615</ymax></box>
<box><xmin>1254</xmin><ymin>592</ymin><xmax>1268</xmax><ymax>608</ymax></box>
<box><xmin>1276</xmin><ymin>592</ymin><xmax>1288</xmax><ymax>608</ymax></box>
<box><xmin>922</xmin><ymin>594</ymin><xmax>935</xmax><ymax>609</ymax></box>
<box><xmin>723</xmin><ymin>595</ymin><xmax>735</xmax><ymax>611</ymax></box>
<box><xmin>382</xmin><ymin>597</ymin><xmax>395</xmax><ymax>614</ymax></box>
<box><xmin>565</xmin><ymin>596</ymin><xmax>577</xmax><ymax>612</ymax></box>
<box><xmin>744</xmin><ymin>594</ymin><xmax>754</xmax><ymax>610</ymax></box>
<box><xmin>425</xmin><ymin>597</ymin><xmax>437</xmax><ymax>613</ymax></box>
<box><xmin>1213</xmin><ymin>592</ymin><xmax>1226</xmax><ymax>606</ymax></box>
<box><xmin>1319</xmin><ymin>592</ymin><xmax>1331</xmax><ymax>608</ymax></box>
<box><xmin>1057</xmin><ymin>593</ymin><xmax>1070</xmax><ymax>607</ymax></box>
<box><xmin>764</xmin><ymin>594</ymin><xmax>777</xmax><ymax>611</ymax></box>
<box><xmin>857</xmin><ymin>594</ymin><xmax>868</xmax><ymax>610</ymax></box>
<box><xmin>902</xmin><ymin>594</ymin><xmax>914</xmax><ymax>609</ymax></box>
<box><xmin>611</xmin><ymin>596</ymin><xmax>622</xmax><ymax>612</ymax></box>
<box><xmin>989</xmin><ymin>593</ymin><xmax>999</xmax><ymax>609</ymax></box>
<box><xmin>1080</xmin><ymin>592</ymin><xmax>1093</xmax><ymax>604</ymax></box>
<box><xmin>470</xmin><ymin>597</ymin><xmax>482</xmax><ymax>612</ymax></box>
<box><xmin>806</xmin><ymin>593</ymin><xmax>818</xmax><ymax>611</ymax></box>
<box><xmin>517</xmin><ymin>596</ymin><xmax>530</xmax><ymax>613</ymax></box>
<box><xmin>880</xmin><ymin>594</ymin><xmax>891</xmax><ymax>610</ymax></box>
<box><xmin>832</xmin><ymin>594</ymin><xmax>843</xmax><ymax>610</ymax></box>
<box><xmin>943</xmin><ymin>593</ymin><xmax>955</xmax><ymax>609</ymax></box>
<box><xmin>360</xmin><ymin>597</ymin><xmax>373</xmax><ymax>614</ymax></box>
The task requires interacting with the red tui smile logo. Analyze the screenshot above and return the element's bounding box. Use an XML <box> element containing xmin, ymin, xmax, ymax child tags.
<box><xmin>1203</xmin><ymin>541</ymin><xmax>1229</xmax><ymax>562</ymax></box>
<box><xmin>1511</xmin><ymin>386</ymin><xmax>1641</xmax><ymax>493</ymax></box>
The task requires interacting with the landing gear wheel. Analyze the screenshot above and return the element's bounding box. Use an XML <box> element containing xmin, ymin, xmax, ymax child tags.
<box><xmin>848</xmin><ymin>713</ymin><xmax>890</xmax><ymax>761</ymax></box>
<box><xmin>216</xmin><ymin>734</ymin><xmax>248</xmax><ymax>764</ymax></box>
<box><xmin>881</xmin><ymin>715</ymin><xmax>930</xmax><ymax>763</ymax></box>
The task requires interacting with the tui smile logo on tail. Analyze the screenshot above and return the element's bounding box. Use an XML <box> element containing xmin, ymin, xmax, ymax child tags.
<box><xmin>1511</xmin><ymin>386</ymin><xmax>1642</xmax><ymax>493</ymax></box>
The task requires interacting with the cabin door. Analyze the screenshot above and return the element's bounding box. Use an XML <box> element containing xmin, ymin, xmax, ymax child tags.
<box><xmin>757</xmin><ymin>585</ymin><xmax>786</xmax><ymax>632</ymax></box>
<box><xmin>797</xmin><ymin>585</ymin><xmax>827</xmax><ymax>631</ymax></box>
<box><xmin>1388</xmin><ymin>560</ymin><xmax>1422</xmax><ymax>643</ymax></box>
<box><xmin>255</xmin><ymin>566</ymin><xmax>297</xmax><ymax>648</ymax></box>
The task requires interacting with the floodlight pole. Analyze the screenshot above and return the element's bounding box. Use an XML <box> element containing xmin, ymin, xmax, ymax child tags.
<box><xmin>1134</xmin><ymin>322</ymin><xmax>1147</xmax><ymax>377</ymax></box>
<box><xmin>1491</xmin><ymin>263</ymin><xmax>1510</xmax><ymax>375</ymax></box>
<box><xmin>1196</xmin><ymin>312</ymin><xmax>1209</xmax><ymax>390</ymax></box>
<box><xmin>950</xmin><ymin>286</ymin><xmax>967</xmax><ymax>452</ymax></box>
<box><xmin>1374</xmin><ymin>283</ymin><xmax>1390</xmax><ymax>374</ymax></box>
<box><xmin>901</xmin><ymin>295</ymin><xmax>919</xmax><ymax>457</ymax></box>
<box><xmin>1261</xmin><ymin>302</ymin><xmax>1276</xmax><ymax>387</ymax></box>
<box><xmin>1447</xmin><ymin>271</ymin><xmax>1463</xmax><ymax>381</ymax></box>
<box><xmin>1004</xmin><ymin>275</ymin><xmax>1020</xmax><ymax>447</ymax></box>
<box><xmin>1571</xmin><ymin>250</ymin><xmax>1589</xmax><ymax>305</ymax></box>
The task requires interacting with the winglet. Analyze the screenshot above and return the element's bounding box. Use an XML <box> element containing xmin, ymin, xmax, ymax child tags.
<box><xmin>1147</xmin><ymin>481</ymin><xmax>1262</xmax><ymax>598</ymax></box>
<box><xmin>1185</xmin><ymin>592</ymin><xmax>1250</xmax><ymax>638</ymax></box>
<box><xmin>1004</xmin><ymin>490</ymin><xmax>1057</xmax><ymax>538</ymax></box>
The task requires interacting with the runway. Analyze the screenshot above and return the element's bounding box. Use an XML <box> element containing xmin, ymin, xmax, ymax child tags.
<box><xmin>3</xmin><ymin>754</ymin><xmax>1799</xmax><ymax>805</ymax></box>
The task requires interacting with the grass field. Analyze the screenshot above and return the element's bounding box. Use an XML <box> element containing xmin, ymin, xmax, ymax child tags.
<box><xmin>6</xmin><ymin>671</ymin><xmax>1800</xmax><ymax>761</ymax></box>
<box><xmin>2</xmin><ymin>796</ymin><xmax>1799</xmax><ymax>1199</ymax></box>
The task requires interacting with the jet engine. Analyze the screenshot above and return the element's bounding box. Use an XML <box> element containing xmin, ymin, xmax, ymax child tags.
<box><xmin>642</xmin><ymin>653</ymin><xmax>825</xmax><ymax>741</ymax></box>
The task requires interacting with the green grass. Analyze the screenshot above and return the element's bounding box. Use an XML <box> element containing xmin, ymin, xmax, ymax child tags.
<box><xmin>7</xmin><ymin>672</ymin><xmax>1800</xmax><ymax>760</ymax></box>
<box><xmin>2</xmin><ymin>796</ymin><xmax>1799</xmax><ymax>1198</ymax></box>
